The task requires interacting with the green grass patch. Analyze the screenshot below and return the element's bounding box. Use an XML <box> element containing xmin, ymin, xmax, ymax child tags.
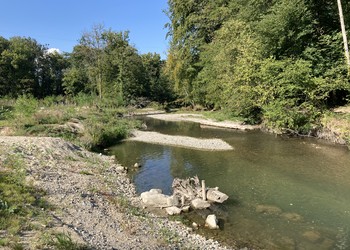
<box><xmin>201</xmin><ymin>110</ymin><xmax>245</xmax><ymax>122</ymax></box>
<box><xmin>0</xmin><ymin>153</ymin><xmax>49</xmax><ymax>247</ymax></box>
<box><xmin>0</xmin><ymin>95</ymin><xmax>140</xmax><ymax>150</ymax></box>
<box><xmin>47</xmin><ymin>233</ymin><xmax>90</xmax><ymax>250</ymax></box>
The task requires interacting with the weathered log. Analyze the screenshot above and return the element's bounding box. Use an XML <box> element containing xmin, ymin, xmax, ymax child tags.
<box><xmin>172</xmin><ymin>176</ymin><xmax>229</xmax><ymax>206</ymax></box>
<box><xmin>172</xmin><ymin>176</ymin><xmax>202</xmax><ymax>204</ymax></box>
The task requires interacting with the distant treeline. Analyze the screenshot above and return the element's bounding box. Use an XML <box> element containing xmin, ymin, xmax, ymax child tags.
<box><xmin>0</xmin><ymin>25</ymin><xmax>173</xmax><ymax>105</ymax></box>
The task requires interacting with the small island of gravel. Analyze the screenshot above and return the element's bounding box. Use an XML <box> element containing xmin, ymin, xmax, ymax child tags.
<box><xmin>128</xmin><ymin>130</ymin><xmax>234</xmax><ymax>151</ymax></box>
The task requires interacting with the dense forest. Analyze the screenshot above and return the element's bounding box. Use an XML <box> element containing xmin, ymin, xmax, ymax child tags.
<box><xmin>166</xmin><ymin>0</ymin><xmax>350</xmax><ymax>133</ymax></box>
<box><xmin>1</xmin><ymin>0</ymin><xmax>350</xmax><ymax>134</ymax></box>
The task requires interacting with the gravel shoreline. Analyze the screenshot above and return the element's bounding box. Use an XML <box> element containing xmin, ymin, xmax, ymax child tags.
<box><xmin>147</xmin><ymin>113</ymin><xmax>260</xmax><ymax>131</ymax></box>
<box><xmin>0</xmin><ymin>136</ymin><xmax>235</xmax><ymax>250</ymax></box>
<box><xmin>128</xmin><ymin>130</ymin><xmax>234</xmax><ymax>151</ymax></box>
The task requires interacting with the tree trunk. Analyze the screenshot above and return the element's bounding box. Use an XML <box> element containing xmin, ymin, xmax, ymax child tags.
<box><xmin>337</xmin><ymin>0</ymin><xmax>350</xmax><ymax>71</ymax></box>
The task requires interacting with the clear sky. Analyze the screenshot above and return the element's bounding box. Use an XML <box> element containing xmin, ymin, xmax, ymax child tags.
<box><xmin>0</xmin><ymin>0</ymin><xmax>170</xmax><ymax>58</ymax></box>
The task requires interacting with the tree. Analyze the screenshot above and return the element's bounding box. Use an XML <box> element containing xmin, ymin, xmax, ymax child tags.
<box><xmin>0</xmin><ymin>37</ymin><xmax>43</xmax><ymax>97</ymax></box>
<box><xmin>63</xmin><ymin>25</ymin><xmax>149</xmax><ymax>103</ymax></box>
<box><xmin>166</xmin><ymin>0</ymin><xmax>231</xmax><ymax>105</ymax></box>
<box><xmin>141</xmin><ymin>53</ymin><xmax>173</xmax><ymax>103</ymax></box>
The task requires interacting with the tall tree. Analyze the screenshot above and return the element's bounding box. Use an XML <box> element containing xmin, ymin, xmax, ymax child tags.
<box><xmin>0</xmin><ymin>37</ymin><xmax>43</xmax><ymax>97</ymax></box>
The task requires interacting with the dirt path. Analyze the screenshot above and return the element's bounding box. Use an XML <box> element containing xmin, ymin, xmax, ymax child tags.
<box><xmin>0</xmin><ymin>136</ymin><xmax>233</xmax><ymax>250</ymax></box>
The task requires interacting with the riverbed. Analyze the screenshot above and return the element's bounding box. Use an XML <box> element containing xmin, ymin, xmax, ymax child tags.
<box><xmin>109</xmin><ymin>117</ymin><xmax>350</xmax><ymax>249</ymax></box>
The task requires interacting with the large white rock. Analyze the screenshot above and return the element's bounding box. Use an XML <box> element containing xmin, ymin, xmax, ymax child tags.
<box><xmin>167</xmin><ymin>196</ymin><xmax>180</xmax><ymax>207</ymax></box>
<box><xmin>205</xmin><ymin>214</ymin><xmax>219</xmax><ymax>229</ymax></box>
<box><xmin>206</xmin><ymin>189</ymin><xmax>229</xmax><ymax>203</ymax></box>
<box><xmin>140</xmin><ymin>190</ymin><xmax>169</xmax><ymax>207</ymax></box>
<box><xmin>165</xmin><ymin>206</ymin><xmax>182</xmax><ymax>215</ymax></box>
<box><xmin>191</xmin><ymin>198</ymin><xmax>211</xmax><ymax>209</ymax></box>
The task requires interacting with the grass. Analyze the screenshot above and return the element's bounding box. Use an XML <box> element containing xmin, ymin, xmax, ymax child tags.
<box><xmin>0</xmin><ymin>95</ymin><xmax>141</xmax><ymax>150</ymax></box>
<box><xmin>322</xmin><ymin>110</ymin><xmax>350</xmax><ymax>146</ymax></box>
<box><xmin>200</xmin><ymin>110</ymin><xmax>245</xmax><ymax>122</ymax></box>
<box><xmin>46</xmin><ymin>233</ymin><xmax>90</xmax><ymax>250</ymax></box>
<box><xmin>0</xmin><ymin>151</ymin><xmax>49</xmax><ymax>248</ymax></box>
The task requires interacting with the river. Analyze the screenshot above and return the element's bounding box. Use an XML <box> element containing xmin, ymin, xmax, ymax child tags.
<box><xmin>109</xmin><ymin>117</ymin><xmax>350</xmax><ymax>249</ymax></box>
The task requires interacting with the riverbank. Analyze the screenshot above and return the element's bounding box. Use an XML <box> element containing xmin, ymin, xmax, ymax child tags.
<box><xmin>145</xmin><ymin>112</ymin><xmax>350</xmax><ymax>149</ymax></box>
<box><xmin>148</xmin><ymin>113</ymin><xmax>260</xmax><ymax>131</ymax></box>
<box><xmin>0</xmin><ymin>136</ymin><xmax>234</xmax><ymax>250</ymax></box>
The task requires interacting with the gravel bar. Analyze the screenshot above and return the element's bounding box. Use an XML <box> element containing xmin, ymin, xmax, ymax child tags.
<box><xmin>128</xmin><ymin>130</ymin><xmax>234</xmax><ymax>151</ymax></box>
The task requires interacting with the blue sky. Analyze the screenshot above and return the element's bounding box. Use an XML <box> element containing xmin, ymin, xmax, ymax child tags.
<box><xmin>0</xmin><ymin>0</ymin><xmax>170</xmax><ymax>58</ymax></box>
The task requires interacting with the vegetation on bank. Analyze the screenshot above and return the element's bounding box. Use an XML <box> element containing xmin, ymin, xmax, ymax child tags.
<box><xmin>2</xmin><ymin>1</ymin><xmax>350</xmax><ymax>136</ymax></box>
<box><xmin>0</xmin><ymin>94</ymin><xmax>142</xmax><ymax>150</ymax></box>
<box><xmin>166</xmin><ymin>0</ymin><xmax>350</xmax><ymax>134</ymax></box>
<box><xmin>0</xmin><ymin>148</ymin><xmax>89</xmax><ymax>249</ymax></box>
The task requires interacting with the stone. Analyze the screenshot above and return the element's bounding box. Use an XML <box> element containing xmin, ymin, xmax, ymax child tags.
<box><xmin>167</xmin><ymin>196</ymin><xmax>180</xmax><ymax>207</ymax></box>
<box><xmin>134</xmin><ymin>163</ymin><xmax>141</xmax><ymax>168</ymax></box>
<box><xmin>192</xmin><ymin>222</ymin><xmax>199</xmax><ymax>229</ymax></box>
<box><xmin>115</xmin><ymin>166</ymin><xmax>125</xmax><ymax>173</ymax></box>
<box><xmin>140</xmin><ymin>190</ymin><xmax>169</xmax><ymax>207</ymax></box>
<box><xmin>206</xmin><ymin>189</ymin><xmax>229</xmax><ymax>203</ymax></box>
<box><xmin>205</xmin><ymin>214</ymin><xmax>219</xmax><ymax>229</ymax></box>
<box><xmin>165</xmin><ymin>206</ymin><xmax>182</xmax><ymax>215</ymax></box>
<box><xmin>181</xmin><ymin>206</ymin><xmax>190</xmax><ymax>213</ymax></box>
<box><xmin>149</xmin><ymin>189</ymin><xmax>162</xmax><ymax>194</ymax></box>
<box><xmin>256</xmin><ymin>204</ymin><xmax>282</xmax><ymax>215</ymax></box>
<box><xmin>191</xmin><ymin>198</ymin><xmax>211</xmax><ymax>209</ymax></box>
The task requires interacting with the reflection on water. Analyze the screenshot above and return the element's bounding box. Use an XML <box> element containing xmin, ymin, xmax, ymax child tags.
<box><xmin>109</xmin><ymin>118</ymin><xmax>350</xmax><ymax>249</ymax></box>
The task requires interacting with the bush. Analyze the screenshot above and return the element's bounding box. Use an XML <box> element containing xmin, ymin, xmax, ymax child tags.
<box><xmin>81</xmin><ymin>116</ymin><xmax>138</xmax><ymax>150</ymax></box>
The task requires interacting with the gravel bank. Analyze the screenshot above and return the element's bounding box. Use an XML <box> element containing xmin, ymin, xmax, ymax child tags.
<box><xmin>0</xmin><ymin>136</ymin><xmax>235</xmax><ymax>250</ymax></box>
<box><xmin>128</xmin><ymin>130</ymin><xmax>233</xmax><ymax>151</ymax></box>
<box><xmin>147</xmin><ymin>113</ymin><xmax>260</xmax><ymax>131</ymax></box>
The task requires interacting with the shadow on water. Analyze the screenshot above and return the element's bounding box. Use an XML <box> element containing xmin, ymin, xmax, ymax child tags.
<box><xmin>109</xmin><ymin>117</ymin><xmax>350</xmax><ymax>249</ymax></box>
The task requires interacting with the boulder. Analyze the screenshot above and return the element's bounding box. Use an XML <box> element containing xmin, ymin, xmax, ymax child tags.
<box><xmin>140</xmin><ymin>190</ymin><xmax>169</xmax><ymax>207</ymax></box>
<box><xmin>206</xmin><ymin>189</ymin><xmax>229</xmax><ymax>203</ymax></box>
<box><xmin>181</xmin><ymin>206</ymin><xmax>190</xmax><ymax>213</ymax></box>
<box><xmin>191</xmin><ymin>198</ymin><xmax>211</xmax><ymax>209</ymax></box>
<box><xmin>205</xmin><ymin>214</ymin><xmax>219</xmax><ymax>229</ymax></box>
<box><xmin>134</xmin><ymin>163</ymin><xmax>141</xmax><ymax>168</ymax></box>
<box><xmin>149</xmin><ymin>189</ymin><xmax>162</xmax><ymax>194</ymax></box>
<box><xmin>167</xmin><ymin>196</ymin><xmax>180</xmax><ymax>207</ymax></box>
<box><xmin>165</xmin><ymin>206</ymin><xmax>182</xmax><ymax>215</ymax></box>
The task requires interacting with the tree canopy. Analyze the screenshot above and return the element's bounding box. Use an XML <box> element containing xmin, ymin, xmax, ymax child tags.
<box><xmin>166</xmin><ymin>0</ymin><xmax>350</xmax><ymax>133</ymax></box>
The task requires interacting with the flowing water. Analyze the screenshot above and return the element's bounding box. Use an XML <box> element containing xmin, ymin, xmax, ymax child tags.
<box><xmin>109</xmin><ymin>118</ymin><xmax>350</xmax><ymax>249</ymax></box>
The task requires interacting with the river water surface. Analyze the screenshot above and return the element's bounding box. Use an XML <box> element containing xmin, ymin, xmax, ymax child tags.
<box><xmin>109</xmin><ymin>118</ymin><xmax>350</xmax><ymax>249</ymax></box>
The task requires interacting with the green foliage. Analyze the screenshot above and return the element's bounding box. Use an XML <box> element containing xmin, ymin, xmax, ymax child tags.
<box><xmin>47</xmin><ymin>233</ymin><xmax>89</xmax><ymax>250</ymax></box>
<box><xmin>166</xmin><ymin>0</ymin><xmax>350</xmax><ymax>133</ymax></box>
<box><xmin>0</xmin><ymin>153</ymin><xmax>47</xmax><ymax>238</ymax></box>
<box><xmin>81</xmin><ymin>115</ymin><xmax>136</xmax><ymax>150</ymax></box>
<box><xmin>0</xmin><ymin>36</ymin><xmax>68</xmax><ymax>98</ymax></box>
<box><xmin>62</xmin><ymin>25</ymin><xmax>169</xmax><ymax>104</ymax></box>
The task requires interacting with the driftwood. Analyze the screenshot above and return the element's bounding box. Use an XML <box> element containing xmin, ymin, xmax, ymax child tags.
<box><xmin>172</xmin><ymin>176</ymin><xmax>228</xmax><ymax>206</ymax></box>
<box><xmin>172</xmin><ymin>176</ymin><xmax>203</xmax><ymax>204</ymax></box>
